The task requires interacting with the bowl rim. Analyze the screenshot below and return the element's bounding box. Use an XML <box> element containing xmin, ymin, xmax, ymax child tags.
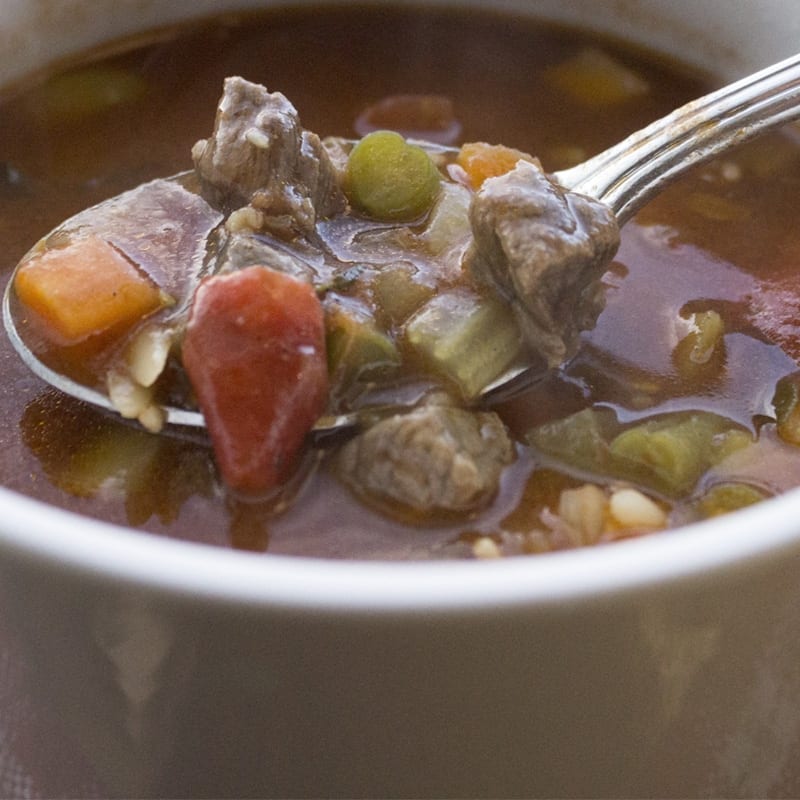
<box><xmin>1</xmin><ymin>484</ymin><xmax>798</xmax><ymax>614</ymax></box>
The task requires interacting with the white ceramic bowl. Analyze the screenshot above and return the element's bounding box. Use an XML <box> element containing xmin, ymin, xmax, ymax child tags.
<box><xmin>2</xmin><ymin>1</ymin><xmax>800</xmax><ymax>797</ymax></box>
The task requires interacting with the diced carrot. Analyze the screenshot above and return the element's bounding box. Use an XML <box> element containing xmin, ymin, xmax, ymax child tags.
<box><xmin>14</xmin><ymin>234</ymin><xmax>166</xmax><ymax>345</ymax></box>
<box><xmin>456</xmin><ymin>142</ymin><xmax>538</xmax><ymax>189</ymax></box>
<box><xmin>182</xmin><ymin>266</ymin><xmax>328</xmax><ymax>495</ymax></box>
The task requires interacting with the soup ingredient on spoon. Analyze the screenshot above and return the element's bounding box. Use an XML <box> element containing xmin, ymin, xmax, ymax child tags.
<box><xmin>191</xmin><ymin>76</ymin><xmax>344</xmax><ymax>236</ymax></box>
<box><xmin>344</xmin><ymin>130</ymin><xmax>442</xmax><ymax>221</ymax></box>
<box><xmin>456</xmin><ymin>141</ymin><xmax>540</xmax><ymax>189</ymax></box>
<box><xmin>10</xmin><ymin>75</ymin><xmax>623</xmax><ymax>505</ymax></box>
<box><xmin>466</xmin><ymin>159</ymin><xmax>620</xmax><ymax>368</ymax></box>
<box><xmin>182</xmin><ymin>265</ymin><xmax>328</xmax><ymax>494</ymax></box>
<box><xmin>14</xmin><ymin>234</ymin><xmax>171</xmax><ymax>345</ymax></box>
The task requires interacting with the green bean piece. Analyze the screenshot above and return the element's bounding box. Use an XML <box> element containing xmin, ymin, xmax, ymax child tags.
<box><xmin>405</xmin><ymin>289</ymin><xmax>522</xmax><ymax>399</ymax></box>
<box><xmin>346</xmin><ymin>131</ymin><xmax>442</xmax><ymax>221</ymax></box>
<box><xmin>609</xmin><ymin>414</ymin><xmax>750</xmax><ymax>496</ymax></box>
<box><xmin>372</xmin><ymin>262</ymin><xmax>435</xmax><ymax>326</ymax></box>
<box><xmin>772</xmin><ymin>372</ymin><xmax>800</xmax><ymax>446</ymax></box>
<box><xmin>696</xmin><ymin>482</ymin><xmax>768</xmax><ymax>518</ymax></box>
<box><xmin>527</xmin><ymin>407</ymin><xmax>618</xmax><ymax>476</ymax></box>
<box><xmin>326</xmin><ymin>300</ymin><xmax>400</xmax><ymax>395</ymax></box>
<box><xmin>528</xmin><ymin>409</ymin><xmax>751</xmax><ymax>498</ymax></box>
<box><xmin>40</xmin><ymin>66</ymin><xmax>148</xmax><ymax>123</ymax></box>
<box><xmin>610</xmin><ymin>423</ymin><xmax>701</xmax><ymax>495</ymax></box>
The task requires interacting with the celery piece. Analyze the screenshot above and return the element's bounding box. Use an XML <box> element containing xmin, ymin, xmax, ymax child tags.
<box><xmin>326</xmin><ymin>300</ymin><xmax>400</xmax><ymax>391</ymax></box>
<box><xmin>609</xmin><ymin>424</ymin><xmax>699</xmax><ymax>495</ymax></box>
<box><xmin>419</xmin><ymin>182</ymin><xmax>472</xmax><ymax>256</ymax></box>
<box><xmin>608</xmin><ymin>413</ymin><xmax>750</xmax><ymax>496</ymax></box>
<box><xmin>404</xmin><ymin>289</ymin><xmax>522</xmax><ymax>399</ymax></box>
<box><xmin>528</xmin><ymin>408</ymin><xmax>750</xmax><ymax>497</ymax></box>
<box><xmin>711</xmin><ymin>428</ymin><xmax>753</xmax><ymax>462</ymax></box>
<box><xmin>372</xmin><ymin>262</ymin><xmax>435</xmax><ymax>326</ymax></box>
<box><xmin>696</xmin><ymin>482</ymin><xmax>769</xmax><ymax>518</ymax></box>
<box><xmin>772</xmin><ymin>372</ymin><xmax>800</xmax><ymax>446</ymax></box>
<box><xmin>527</xmin><ymin>407</ymin><xmax>618</xmax><ymax>476</ymax></box>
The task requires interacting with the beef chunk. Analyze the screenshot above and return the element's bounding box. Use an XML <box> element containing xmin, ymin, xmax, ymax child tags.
<box><xmin>336</xmin><ymin>400</ymin><xmax>514</xmax><ymax>515</ymax></box>
<box><xmin>192</xmin><ymin>77</ymin><xmax>345</xmax><ymax>235</ymax></box>
<box><xmin>466</xmin><ymin>160</ymin><xmax>620</xmax><ymax>368</ymax></box>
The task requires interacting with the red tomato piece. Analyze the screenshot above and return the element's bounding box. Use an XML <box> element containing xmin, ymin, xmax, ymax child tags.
<box><xmin>182</xmin><ymin>266</ymin><xmax>328</xmax><ymax>494</ymax></box>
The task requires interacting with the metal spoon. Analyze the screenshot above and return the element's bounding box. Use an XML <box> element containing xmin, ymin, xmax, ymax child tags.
<box><xmin>5</xmin><ymin>52</ymin><xmax>800</xmax><ymax>435</ymax></box>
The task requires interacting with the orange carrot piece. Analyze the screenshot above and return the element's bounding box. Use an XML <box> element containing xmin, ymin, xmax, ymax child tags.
<box><xmin>456</xmin><ymin>142</ymin><xmax>538</xmax><ymax>189</ymax></box>
<box><xmin>14</xmin><ymin>234</ymin><xmax>166</xmax><ymax>345</ymax></box>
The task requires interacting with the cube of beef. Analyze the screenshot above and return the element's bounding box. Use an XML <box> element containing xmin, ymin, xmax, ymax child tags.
<box><xmin>192</xmin><ymin>77</ymin><xmax>345</xmax><ymax>236</ymax></box>
<box><xmin>466</xmin><ymin>160</ymin><xmax>620</xmax><ymax>368</ymax></box>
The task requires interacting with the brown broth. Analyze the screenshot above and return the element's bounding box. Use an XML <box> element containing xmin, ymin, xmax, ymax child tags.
<box><xmin>1</xmin><ymin>5</ymin><xmax>799</xmax><ymax>558</ymax></box>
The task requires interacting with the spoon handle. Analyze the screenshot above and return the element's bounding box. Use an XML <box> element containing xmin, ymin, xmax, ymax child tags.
<box><xmin>554</xmin><ymin>52</ymin><xmax>800</xmax><ymax>223</ymax></box>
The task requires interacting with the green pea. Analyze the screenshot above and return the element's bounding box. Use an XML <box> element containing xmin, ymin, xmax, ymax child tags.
<box><xmin>346</xmin><ymin>130</ymin><xmax>441</xmax><ymax>221</ymax></box>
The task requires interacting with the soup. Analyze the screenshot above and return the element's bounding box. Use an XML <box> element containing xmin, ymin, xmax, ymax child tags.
<box><xmin>1</xmin><ymin>5</ymin><xmax>798</xmax><ymax>559</ymax></box>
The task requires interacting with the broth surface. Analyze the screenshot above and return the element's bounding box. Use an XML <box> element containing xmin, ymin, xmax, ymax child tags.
<box><xmin>2</xmin><ymin>5</ymin><xmax>799</xmax><ymax>558</ymax></box>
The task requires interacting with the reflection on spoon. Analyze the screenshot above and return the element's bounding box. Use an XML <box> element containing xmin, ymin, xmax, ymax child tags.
<box><xmin>5</xmin><ymin>51</ymin><xmax>800</xmax><ymax>437</ymax></box>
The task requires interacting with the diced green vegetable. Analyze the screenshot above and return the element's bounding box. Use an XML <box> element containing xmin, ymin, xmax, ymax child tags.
<box><xmin>528</xmin><ymin>409</ymin><xmax>751</xmax><ymax>497</ymax></box>
<box><xmin>345</xmin><ymin>130</ymin><xmax>441</xmax><ymax>221</ymax></box>
<box><xmin>418</xmin><ymin>182</ymin><xmax>472</xmax><ymax>256</ymax></box>
<box><xmin>608</xmin><ymin>414</ymin><xmax>750</xmax><ymax>496</ymax></box>
<box><xmin>610</xmin><ymin>422</ymin><xmax>702</xmax><ymax>495</ymax></box>
<box><xmin>696</xmin><ymin>481</ymin><xmax>769</xmax><ymax>518</ymax></box>
<box><xmin>404</xmin><ymin>289</ymin><xmax>522</xmax><ymax>399</ymax></box>
<box><xmin>674</xmin><ymin>309</ymin><xmax>725</xmax><ymax>371</ymax></box>
<box><xmin>372</xmin><ymin>262</ymin><xmax>435</xmax><ymax>326</ymax></box>
<box><xmin>527</xmin><ymin>407</ymin><xmax>618</xmax><ymax>476</ymax></box>
<box><xmin>772</xmin><ymin>372</ymin><xmax>800</xmax><ymax>445</ymax></box>
<box><xmin>39</xmin><ymin>66</ymin><xmax>147</xmax><ymax>123</ymax></box>
<box><xmin>326</xmin><ymin>300</ymin><xmax>400</xmax><ymax>392</ymax></box>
